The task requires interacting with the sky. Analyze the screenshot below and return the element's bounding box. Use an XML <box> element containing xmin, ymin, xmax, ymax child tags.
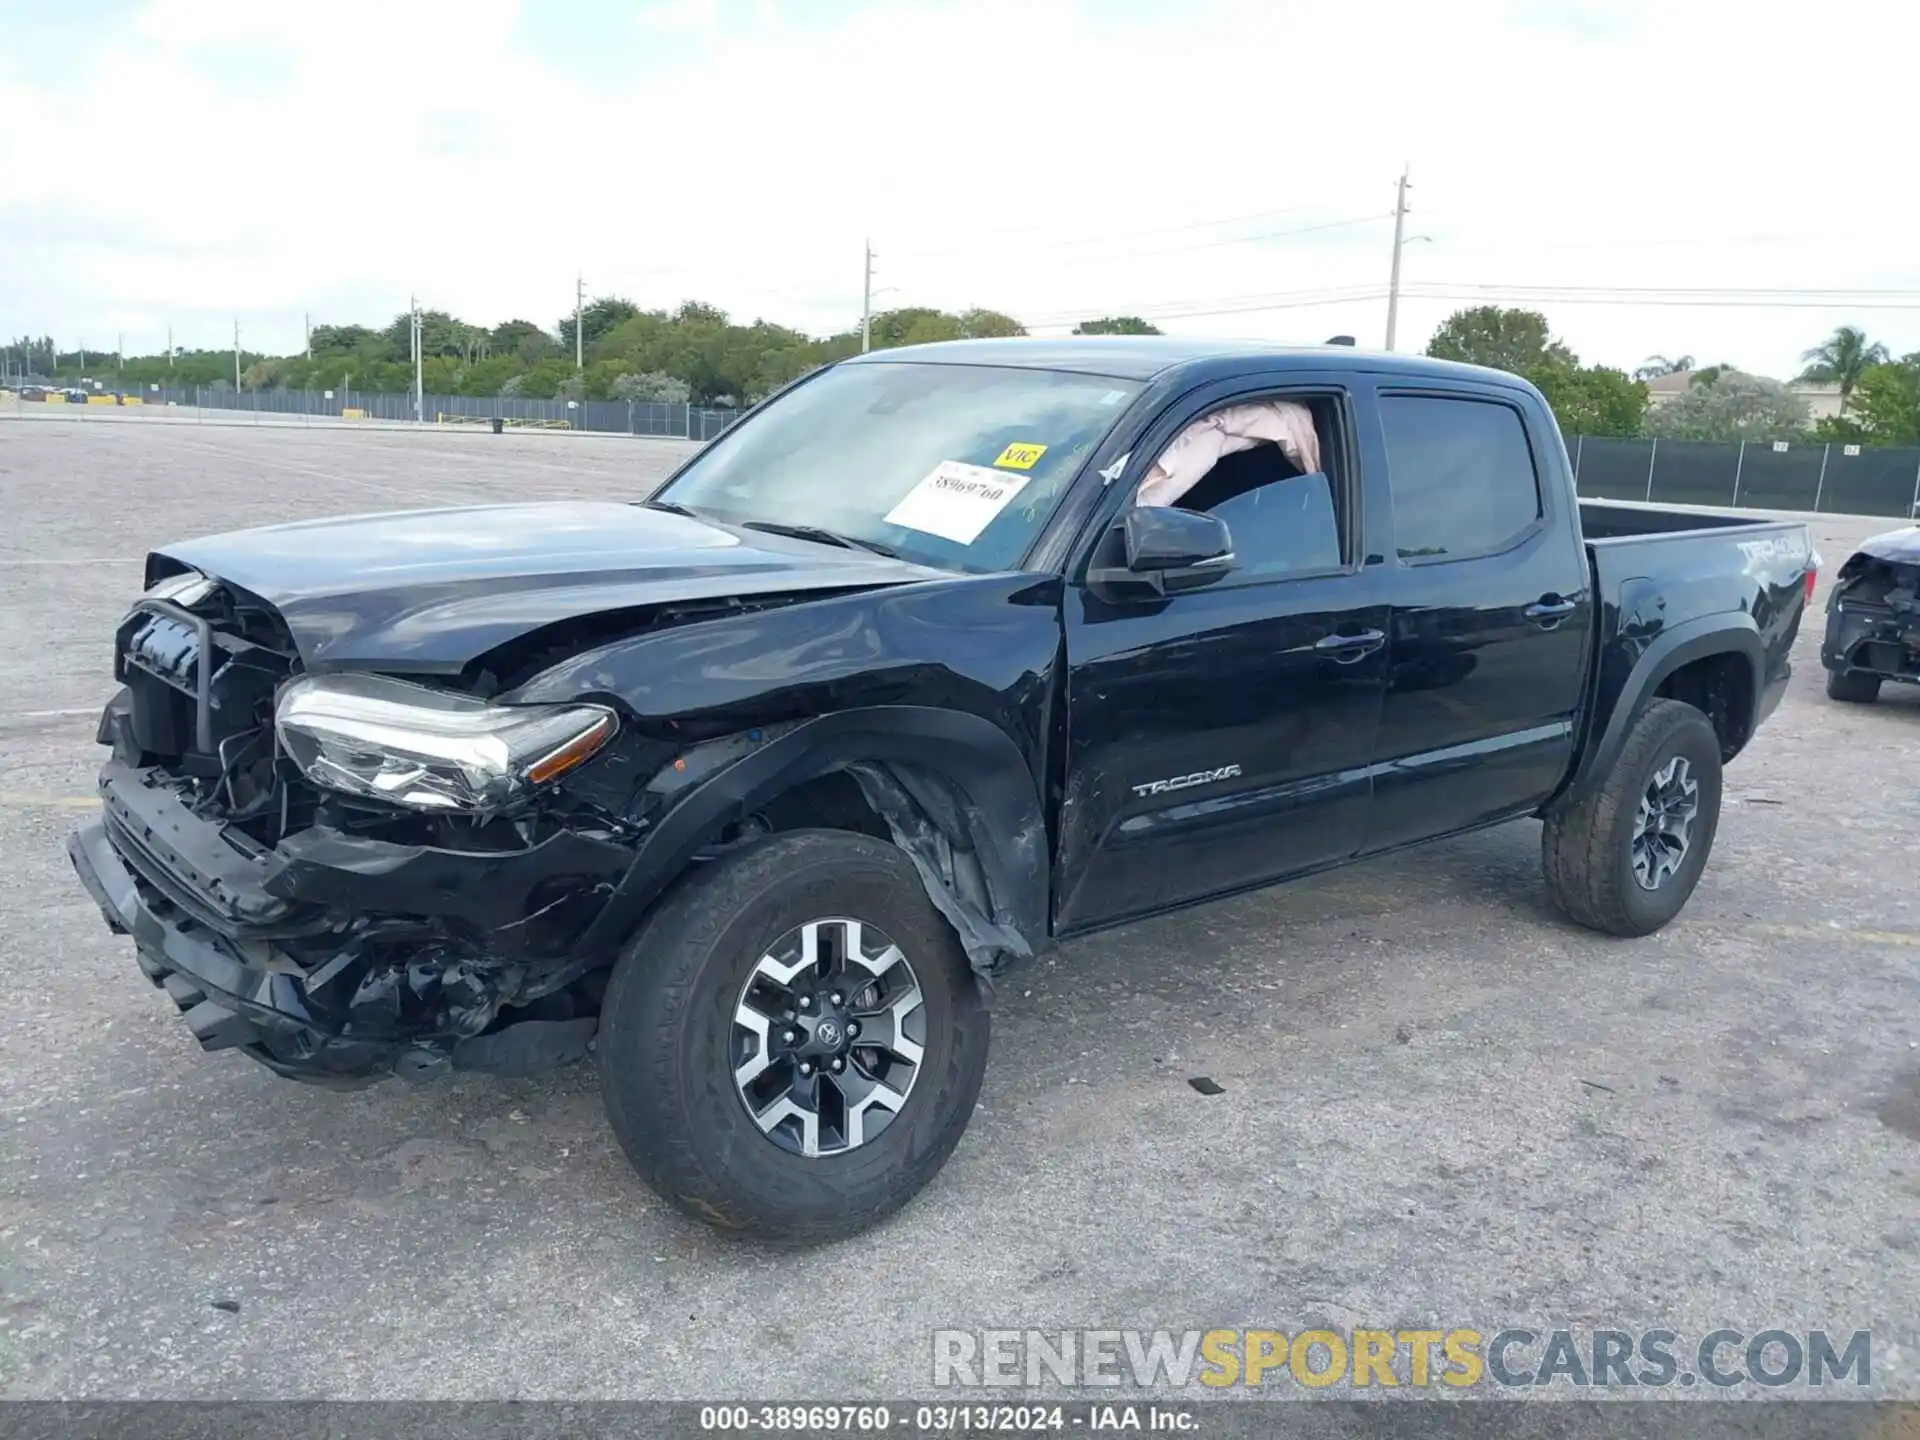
<box><xmin>3</xmin><ymin>0</ymin><xmax>1917</xmax><ymax>379</ymax></box>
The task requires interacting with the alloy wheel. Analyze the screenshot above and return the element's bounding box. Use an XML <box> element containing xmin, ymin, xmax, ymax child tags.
<box><xmin>731</xmin><ymin>917</ymin><xmax>926</xmax><ymax>1157</ymax></box>
<box><xmin>1631</xmin><ymin>755</ymin><xmax>1700</xmax><ymax>891</ymax></box>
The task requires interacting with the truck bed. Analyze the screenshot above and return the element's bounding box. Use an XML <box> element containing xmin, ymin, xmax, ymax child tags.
<box><xmin>1577</xmin><ymin>498</ymin><xmax>1795</xmax><ymax>542</ymax></box>
<box><xmin>1565</xmin><ymin>500</ymin><xmax>1813</xmax><ymax>800</ymax></box>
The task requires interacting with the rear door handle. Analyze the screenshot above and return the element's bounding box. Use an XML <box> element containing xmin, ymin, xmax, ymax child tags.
<box><xmin>1315</xmin><ymin>628</ymin><xmax>1386</xmax><ymax>661</ymax></box>
<box><xmin>1525</xmin><ymin>598</ymin><xmax>1578</xmax><ymax>626</ymax></box>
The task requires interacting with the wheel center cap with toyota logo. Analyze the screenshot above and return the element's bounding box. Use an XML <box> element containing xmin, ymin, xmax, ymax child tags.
<box><xmin>814</xmin><ymin>1018</ymin><xmax>842</xmax><ymax>1049</ymax></box>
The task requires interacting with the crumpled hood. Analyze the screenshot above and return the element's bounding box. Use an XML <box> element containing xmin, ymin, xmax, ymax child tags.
<box><xmin>1854</xmin><ymin>525</ymin><xmax>1920</xmax><ymax>566</ymax></box>
<box><xmin>152</xmin><ymin>501</ymin><xmax>939</xmax><ymax>673</ymax></box>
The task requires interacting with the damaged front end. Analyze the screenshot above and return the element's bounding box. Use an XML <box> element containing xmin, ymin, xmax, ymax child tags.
<box><xmin>66</xmin><ymin>578</ymin><xmax>664</xmax><ymax>1087</ymax></box>
<box><xmin>1823</xmin><ymin>531</ymin><xmax>1920</xmax><ymax>686</ymax></box>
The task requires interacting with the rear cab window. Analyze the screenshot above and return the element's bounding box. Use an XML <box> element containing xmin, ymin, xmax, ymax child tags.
<box><xmin>1377</xmin><ymin>394</ymin><xmax>1543</xmax><ymax>561</ymax></box>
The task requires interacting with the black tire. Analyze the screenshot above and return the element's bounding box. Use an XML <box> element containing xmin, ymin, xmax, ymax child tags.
<box><xmin>1541</xmin><ymin>698</ymin><xmax>1723</xmax><ymax>937</ymax></box>
<box><xmin>597</xmin><ymin>829</ymin><xmax>990</xmax><ymax>1242</ymax></box>
<box><xmin>1825</xmin><ymin>668</ymin><xmax>1881</xmax><ymax>703</ymax></box>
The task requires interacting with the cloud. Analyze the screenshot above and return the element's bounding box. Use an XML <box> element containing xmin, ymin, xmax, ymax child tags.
<box><xmin>634</xmin><ymin>0</ymin><xmax>719</xmax><ymax>29</ymax></box>
<box><xmin>0</xmin><ymin>0</ymin><xmax>1914</xmax><ymax>379</ymax></box>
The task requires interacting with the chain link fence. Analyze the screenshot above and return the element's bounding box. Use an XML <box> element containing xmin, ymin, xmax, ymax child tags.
<box><xmin>1569</xmin><ymin>435</ymin><xmax>1920</xmax><ymax>519</ymax></box>
<box><xmin>4</xmin><ymin>383</ymin><xmax>745</xmax><ymax>441</ymax></box>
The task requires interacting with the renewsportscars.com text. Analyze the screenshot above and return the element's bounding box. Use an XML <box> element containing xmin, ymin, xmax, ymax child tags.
<box><xmin>932</xmin><ymin>1328</ymin><xmax>1872</xmax><ymax>1391</ymax></box>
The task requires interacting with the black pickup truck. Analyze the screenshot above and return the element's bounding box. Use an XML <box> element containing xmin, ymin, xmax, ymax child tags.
<box><xmin>1821</xmin><ymin>523</ymin><xmax>1920</xmax><ymax>702</ymax></box>
<box><xmin>68</xmin><ymin>338</ymin><xmax>1814</xmax><ymax>1240</ymax></box>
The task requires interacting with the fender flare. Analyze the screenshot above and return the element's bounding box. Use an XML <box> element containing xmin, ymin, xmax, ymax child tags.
<box><xmin>576</xmin><ymin>706</ymin><xmax>1050</xmax><ymax>974</ymax></box>
<box><xmin>1562</xmin><ymin>613</ymin><xmax>1763</xmax><ymax>803</ymax></box>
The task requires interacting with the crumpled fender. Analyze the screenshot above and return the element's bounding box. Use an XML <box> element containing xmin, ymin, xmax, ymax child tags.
<box><xmin>572</xmin><ymin>706</ymin><xmax>1050</xmax><ymax>978</ymax></box>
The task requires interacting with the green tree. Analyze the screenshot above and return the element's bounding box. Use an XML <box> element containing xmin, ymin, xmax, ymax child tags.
<box><xmin>1426</xmin><ymin>306</ymin><xmax>1644</xmax><ymax>437</ymax></box>
<box><xmin>1073</xmin><ymin>316</ymin><xmax>1163</xmax><ymax>335</ymax></box>
<box><xmin>458</xmin><ymin>356</ymin><xmax>521</xmax><ymax>397</ymax></box>
<box><xmin>863</xmin><ymin>308</ymin><xmax>958</xmax><ymax>349</ymax></box>
<box><xmin>1799</xmin><ymin>326</ymin><xmax>1889</xmax><ymax>408</ymax></box>
<box><xmin>309</xmin><ymin>324</ymin><xmax>382</xmax><ymax>357</ymax></box>
<box><xmin>513</xmin><ymin>357</ymin><xmax>576</xmax><ymax>399</ymax></box>
<box><xmin>1829</xmin><ymin>358</ymin><xmax>1920</xmax><ymax>445</ymax></box>
<box><xmin>1532</xmin><ymin>362</ymin><xmax>1648</xmax><ymax>438</ymax></box>
<box><xmin>957</xmin><ymin>308</ymin><xmax>1027</xmax><ymax>339</ymax></box>
<box><xmin>1632</xmin><ymin>353</ymin><xmax>1694</xmax><ymax>381</ymax></box>
<box><xmin>1643</xmin><ymin>371</ymin><xmax>1809</xmax><ymax>442</ymax></box>
<box><xmin>559</xmin><ymin>296</ymin><xmax>643</xmax><ymax>354</ymax></box>
<box><xmin>1424</xmin><ymin>306</ymin><xmax>1574</xmax><ymax>375</ymax></box>
<box><xmin>612</xmin><ymin>369</ymin><xmax>692</xmax><ymax>404</ymax></box>
<box><xmin>490</xmin><ymin>319</ymin><xmax>556</xmax><ymax>363</ymax></box>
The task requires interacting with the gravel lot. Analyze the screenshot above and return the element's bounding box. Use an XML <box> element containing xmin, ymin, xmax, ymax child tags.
<box><xmin>1</xmin><ymin>415</ymin><xmax>1916</xmax><ymax>1404</ymax></box>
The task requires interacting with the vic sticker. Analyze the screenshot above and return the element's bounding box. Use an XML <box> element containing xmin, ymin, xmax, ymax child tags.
<box><xmin>993</xmin><ymin>442</ymin><xmax>1048</xmax><ymax>471</ymax></box>
<box><xmin>885</xmin><ymin>461</ymin><xmax>1033</xmax><ymax>544</ymax></box>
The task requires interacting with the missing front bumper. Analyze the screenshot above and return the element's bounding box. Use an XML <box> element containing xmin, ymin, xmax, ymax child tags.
<box><xmin>1823</xmin><ymin>606</ymin><xmax>1920</xmax><ymax>683</ymax></box>
<box><xmin>67</xmin><ymin>767</ymin><xmax>629</xmax><ymax>1085</ymax></box>
<box><xmin>69</xmin><ymin>816</ymin><xmax>400</xmax><ymax>1087</ymax></box>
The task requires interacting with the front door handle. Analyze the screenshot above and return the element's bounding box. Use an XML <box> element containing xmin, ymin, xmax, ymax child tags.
<box><xmin>1524</xmin><ymin>597</ymin><xmax>1578</xmax><ymax>627</ymax></box>
<box><xmin>1315</xmin><ymin>628</ymin><xmax>1386</xmax><ymax>662</ymax></box>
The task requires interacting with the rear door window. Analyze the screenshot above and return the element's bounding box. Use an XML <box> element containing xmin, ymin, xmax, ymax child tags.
<box><xmin>1378</xmin><ymin>395</ymin><xmax>1541</xmax><ymax>561</ymax></box>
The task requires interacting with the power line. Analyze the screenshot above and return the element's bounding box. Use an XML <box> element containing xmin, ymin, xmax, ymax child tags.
<box><xmin>1400</xmin><ymin>282</ymin><xmax>1920</xmax><ymax>309</ymax></box>
<box><xmin>1020</xmin><ymin>286</ymin><xmax>1390</xmax><ymax>329</ymax></box>
<box><xmin>1016</xmin><ymin>283</ymin><xmax>1387</xmax><ymax>326</ymax></box>
<box><xmin>881</xmin><ymin>197</ymin><xmax>1392</xmax><ymax>262</ymax></box>
<box><xmin>895</xmin><ymin>212</ymin><xmax>1392</xmax><ymax>269</ymax></box>
<box><xmin>1016</xmin><ymin>279</ymin><xmax>1920</xmax><ymax>329</ymax></box>
<box><xmin>1407</xmin><ymin>289</ymin><xmax>1920</xmax><ymax>310</ymax></box>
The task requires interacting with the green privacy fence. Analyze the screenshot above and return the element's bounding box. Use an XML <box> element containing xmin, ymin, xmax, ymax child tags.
<box><xmin>1569</xmin><ymin>436</ymin><xmax>1920</xmax><ymax>519</ymax></box>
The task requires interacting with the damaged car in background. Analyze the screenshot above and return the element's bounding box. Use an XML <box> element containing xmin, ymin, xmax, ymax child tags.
<box><xmin>1822</xmin><ymin>523</ymin><xmax>1920</xmax><ymax>703</ymax></box>
<box><xmin>70</xmin><ymin>338</ymin><xmax>1811</xmax><ymax>1242</ymax></box>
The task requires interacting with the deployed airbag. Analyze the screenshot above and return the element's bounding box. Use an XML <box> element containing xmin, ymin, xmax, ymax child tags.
<box><xmin>1136</xmin><ymin>400</ymin><xmax>1321</xmax><ymax>508</ymax></box>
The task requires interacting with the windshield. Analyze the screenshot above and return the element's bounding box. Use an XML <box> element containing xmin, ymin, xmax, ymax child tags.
<box><xmin>653</xmin><ymin>361</ymin><xmax>1141</xmax><ymax>572</ymax></box>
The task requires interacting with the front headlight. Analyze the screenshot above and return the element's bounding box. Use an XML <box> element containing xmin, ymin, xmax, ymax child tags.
<box><xmin>145</xmin><ymin>568</ymin><xmax>217</xmax><ymax>608</ymax></box>
<box><xmin>275</xmin><ymin>674</ymin><xmax>618</xmax><ymax>813</ymax></box>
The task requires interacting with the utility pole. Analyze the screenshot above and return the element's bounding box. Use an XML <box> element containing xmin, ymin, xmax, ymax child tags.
<box><xmin>861</xmin><ymin>240</ymin><xmax>874</xmax><ymax>353</ymax></box>
<box><xmin>233</xmin><ymin>319</ymin><xmax>241</xmax><ymax>390</ymax></box>
<box><xmin>1384</xmin><ymin>165</ymin><xmax>1411</xmax><ymax>351</ymax></box>
<box><xmin>410</xmin><ymin>294</ymin><xmax>424</xmax><ymax>423</ymax></box>
<box><xmin>166</xmin><ymin>324</ymin><xmax>174</xmax><ymax>369</ymax></box>
<box><xmin>574</xmin><ymin>273</ymin><xmax>585</xmax><ymax>371</ymax></box>
<box><xmin>116</xmin><ymin>332</ymin><xmax>123</xmax><ymax>389</ymax></box>
<box><xmin>305</xmin><ymin>312</ymin><xmax>312</xmax><ymax>360</ymax></box>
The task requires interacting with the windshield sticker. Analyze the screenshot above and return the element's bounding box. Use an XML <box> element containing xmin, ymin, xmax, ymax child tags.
<box><xmin>1099</xmin><ymin>390</ymin><xmax>1128</xmax><ymax>406</ymax></box>
<box><xmin>992</xmin><ymin>441</ymin><xmax>1048</xmax><ymax>471</ymax></box>
<box><xmin>885</xmin><ymin>461</ymin><xmax>1034</xmax><ymax>545</ymax></box>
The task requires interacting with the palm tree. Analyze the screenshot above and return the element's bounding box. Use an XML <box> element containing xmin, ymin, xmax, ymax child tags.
<box><xmin>1634</xmin><ymin>353</ymin><xmax>1695</xmax><ymax>381</ymax></box>
<box><xmin>1799</xmin><ymin>326</ymin><xmax>1888</xmax><ymax>406</ymax></box>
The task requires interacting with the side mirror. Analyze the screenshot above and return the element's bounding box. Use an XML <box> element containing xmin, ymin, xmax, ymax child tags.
<box><xmin>1088</xmin><ymin>507</ymin><xmax>1236</xmax><ymax>599</ymax></box>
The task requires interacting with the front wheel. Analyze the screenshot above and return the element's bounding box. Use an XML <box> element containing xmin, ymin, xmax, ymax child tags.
<box><xmin>597</xmin><ymin>830</ymin><xmax>990</xmax><ymax>1242</ymax></box>
<box><xmin>1542</xmin><ymin>698</ymin><xmax>1724</xmax><ymax>937</ymax></box>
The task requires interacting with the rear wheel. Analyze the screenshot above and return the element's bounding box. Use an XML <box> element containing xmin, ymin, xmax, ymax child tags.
<box><xmin>1825</xmin><ymin>668</ymin><xmax>1882</xmax><ymax>703</ymax></box>
<box><xmin>597</xmin><ymin>830</ymin><xmax>989</xmax><ymax>1242</ymax></box>
<box><xmin>1542</xmin><ymin>698</ymin><xmax>1723</xmax><ymax>937</ymax></box>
